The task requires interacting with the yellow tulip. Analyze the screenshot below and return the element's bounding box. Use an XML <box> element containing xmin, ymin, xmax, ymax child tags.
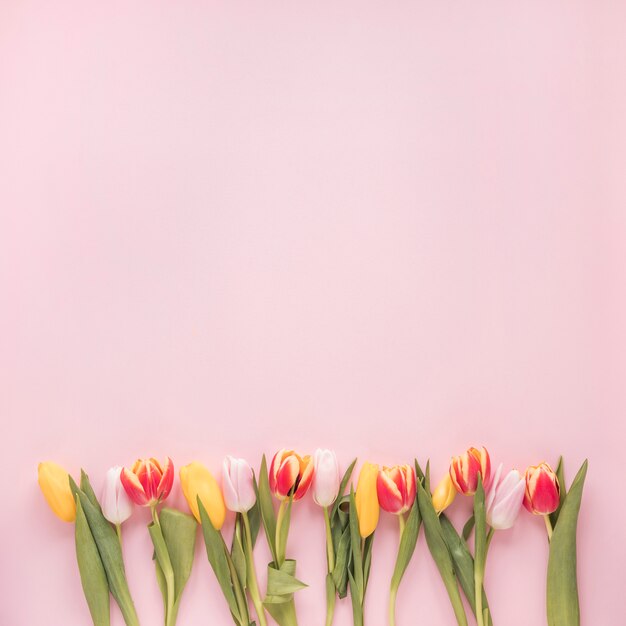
<box><xmin>38</xmin><ymin>461</ymin><xmax>76</xmax><ymax>522</ymax></box>
<box><xmin>355</xmin><ymin>462</ymin><xmax>379</xmax><ymax>538</ymax></box>
<box><xmin>432</xmin><ymin>473</ymin><xmax>457</xmax><ymax>514</ymax></box>
<box><xmin>180</xmin><ymin>462</ymin><xmax>226</xmax><ymax>529</ymax></box>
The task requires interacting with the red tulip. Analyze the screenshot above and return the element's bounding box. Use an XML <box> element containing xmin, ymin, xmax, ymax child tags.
<box><xmin>450</xmin><ymin>446</ymin><xmax>491</xmax><ymax>495</ymax></box>
<box><xmin>121</xmin><ymin>457</ymin><xmax>174</xmax><ymax>507</ymax></box>
<box><xmin>269</xmin><ymin>449</ymin><xmax>314</xmax><ymax>500</ymax></box>
<box><xmin>376</xmin><ymin>464</ymin><xmax>416</xmax><ymax>515</ymax></box>
<box><xmin>523</xmin><ymin>462</ymin><xmax>560</xmax><ymax>515</ymax></box>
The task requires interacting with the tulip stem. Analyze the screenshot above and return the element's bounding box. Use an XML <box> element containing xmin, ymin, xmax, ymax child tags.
<box><xmin>116</xmin><ymin>523</ymin><xmax>123</xmax><ymax>545</ymax></box>
<box><xmin>388</xmin><ymin>514</ymin><xmax>406</xmax><ymax>626</ymax></box>
<box><xmin>324</xmin><ymin>507</ymin><xmax>336</xmax><ymax>626</ymax></box>
<box><xmin>275</xmin><ymin>500</ymin><xmax>288</xmax><ymax>567</ymax></box>
<box><xmin>150</xmin><ymin>504</ymin><xmax>176</xmax><ymax>626</ymax></box>
<box><xmin>242</xmin><ymin>511</ymin><xmax>267</xmax><ymax>626</ymax></box>
<box><xmin>324</xmin><ymin>507</ymin><xmax>335</xmax><ymax>572</ymax></box>
<box><xmin>544</xmin><ymin>515</ymin><xmax>553</xmax><ymax>541</ymax></box>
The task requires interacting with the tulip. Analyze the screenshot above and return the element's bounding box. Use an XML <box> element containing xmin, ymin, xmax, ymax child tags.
<box><xmin>222</xmin><ymin>456</ymin><xmax>256</xmax><ymax>513</ymax></box>
<box><xmin>377</xmin><ymin>464</ymin><xmax>416</xmax><ymax>515</ymax></box>
<box><xmin>355</xmin><ymin>462</ymin><xmax>380</xmax><ymax>538</ymax></box>
<box><xmin>312</xmin><ymin>449</ymin><xmax>340</xmax><ymax>507</ymax></box>
<box><xmin>38</xmin><ymin>461</ymin><xmax>76</xmax><ymax>522</ymax></box>
<box><xmin>432</xmin><ymin>473</ymin><xmax>457</xmax><ymax>514</ymax></box>
<box><xmin>101</xmin><ymin>466</ymin><xmax>134</xmax><ymax>525</ymax></box>
<box><xmin>121</xmin><ymin>457</ymin><xmax>174</xmax><ymax>507</ymax></box>
<box><xmin>450</xmin><ymin>446</ymin><xmax>491</xmax><ymax>495</ymax></box>
<box><xmin>485</xmin><ymin>463</ymin><xmax>525</xmax><ymax>530</ymax></box>
<box><xmin>523</xmin><ymin>462</ymin><xmax>560</xmax><ymax>516</ymax></box>
<box><xmin>180</xmin><ymin>461</ymin><xmax>226</xmax><ymax>529</ymax></box>
<box><xmin>269</xmin><ymin>449</ymin><xmax>314</xmax><ymax>501</ymax></box>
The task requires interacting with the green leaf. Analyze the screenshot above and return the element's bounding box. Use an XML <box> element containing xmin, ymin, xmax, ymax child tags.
<box><xmin>390</xmin><ymin>499</ymin><xmax>421</xmax><ymax>591</ymax></box>
<box><xmin>440</xmin><ymin>514</ymin><xmax>492</xmax><ymax>626</ymax></box>
<box><xmin>80</xmin><ymin>470</ymin><xmax>103</xmax><ymax>513</ymax></box>
<box><xmin>231</xmin><ymin>515</ymin><xmax>248</xmax><ymax>590</ymax></box>
<box><xmin>331</xmin><ymin>458</ymin><xmax>357</xmax><ymax>521</ymax></box>
<box><xmin>198</xmin><ymin>499</ymin><xmax>241</xmax><ymax>622</ymax></box>
<box><xmin>348</xmin><ymin>570</ymin><xmax>364</xmax><ymax>626</ymax></box>
<box><xmin>362</xmin><ymin>533</ymin><xmax>374</xmax><ymax>595</ymax></box>
<box><xmin>417</xmin><ymin>480</ymin><xmax>468</xmax><ymax>626</ymax></box>
<box><xmin>424</xmin><ymin>461</ymin><xmax>431</xmax><ymax>493</ymax></box>
<box><xmin>549</xmin><ymin>457</ymin><xmax>567</xmax><ymax>528</ymax></box>
<box><xmin>69</xmin><ymin>478</ymin><xmax>140</xmax><ymax>626</ymax></box>
<box><xmin>474</xmin><ymin>475</ymin><xmax>487</xmax><ymax>575</ymax></box>
<box><xmin>414</xmin><ymin>459</ymin><xmax>425</xmax><ymax>483</ymax></box>
<box><xmin>332</xmin><ymin>525</ymin><xmax>351</xmax><ymax>598</ymax></box>
<box><xmin>147</xmin><ymin>520</ymin><xmax>175</xmax><ymax>624</ymax></box>
<box><xmin>264</xmin><ymin>596</ymin><xmax>298</xmax><ymax>626</ymax></box>
<box><xmin>348</xmin><ymin>489</ymin><xmax>363</xmax><ymax>604</ymax></box>
<box><xmin>159</xmin><ymin>508</ymin><xmax>197</xmax><ymax>622</ymax></box>
<box><xmin>254</xmin><ymin>456</ymin><xmax>278</xmax><ymax>564</ymax></box>
<box><xmin>547</xmin><ymin>459</ymin><xmax>588</xmax><ymax>626</ymax></box>
<box><xmin>247</xmin><ymin>500</ymin><xmax>262</xmax><ymax>549</ymax></box>
<box><xmin>462</xmin><ymin>515</ymin><xmax>475</xmax><ymax>541</ymax></box>
<box><xmin>75</xmin><ymin>497</ymin><xmax>111</xmax><ymax>626</ymax></box>
<box><xmin>264</xmin><ymin>559</ymin><xmax>307</xmax><ymax>599</ymax></box>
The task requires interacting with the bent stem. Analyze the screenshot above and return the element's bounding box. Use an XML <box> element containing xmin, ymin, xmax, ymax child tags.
<box><xmin>242</xmin><ymin>511</ymin><xmax>267</xmax><ymax>626</ymax></box>
<box><xmin>151</xmin><ymin>504</ymin><xmax>176</xmax><ymax>626</ymax></box>
<box><xmin>324</xmin><ymin>507</ymin><xmax>336</xmax><ymax>626</ymax></box>
<box><xmin>544</xmin><ymin>515</ymin><xmax>553</xmax><ymax>541</ymax></box>
<box><xmin>389</xmin><ymin>514</ymin><xmax>406</xmax><ymax>626</ymax></box>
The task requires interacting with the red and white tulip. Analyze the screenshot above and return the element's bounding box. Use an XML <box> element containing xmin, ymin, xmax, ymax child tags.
<box><xmin>523</xmin><ymin>462</ymin><xmax>560</xmax><ymax>515</ymax></box>
<box><xmin>450</xmin><ymin>446</ymin><xmax>491</xmax><ymax>495</ymax></box>
<box><xmin>376</xmin><ymin>464</ymin><xmax>416</xmax><ymax>515</ymax></box>
<box><xmin>120</xmin><ymin>457</ymin><xmax>174</xmax><ymax>507</ymax></box>
<box><xmin>269</xmin><ymin>449</ymin><xmax>314</xmax><ymax>501</ymax></box>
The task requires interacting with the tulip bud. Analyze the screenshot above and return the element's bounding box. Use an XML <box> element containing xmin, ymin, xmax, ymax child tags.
<box><xmin>269</xmin><ymin>449</ymin><xmax>314</xmax><ymax>501</ymax></box>
<box><xmin>180</xmin><ymin>461</ymin><xmax>226</xmax><ymax>528</ymax></box>
<box><xmin>523</xmin><ymin>462</ymin><xmax>560</xmax><ymax>515</ymax></box>
<box><xmin>450</xmin><ymin>446</ymin><xmax>491</xmax><ymax>495</ymax></box>
<box><xmin>376</xmin><ymin>464</ymin><xmax>416</xmax><ymax>515</ymax></box>
<box><xmin>120</xmin><ymin>457</ymin><xmax>174</xmax><ymax>507</ymax></box>
<box><xmin>355</xmin><ymin>462</ymin><xmax>380</xmax><ymax>538</ymax></box>
<box><xmin>312</xmin><ymin>449</ymin><xmax>340</xmax><ymax>507</ymax></box>
<box><xmin>485</xmin><ymin>463</ymin><xmax>525</xmax><ymax>530</ymax></box>
<box><xmin>38</xmin><ymin>461</ymin><xmax>76</xmax><ymax>522</ymax></box>
<box><xmin>222</xmin><ymin>456</ymin><xmax>256</xmax><ymax>513</ymax></box>
<box><xmin>432</xmin><ymin>473</ymin><xmax>457</xmax><ymax>513</ymax></box>
<box><xmin>101</xmin><ymin>466</ymin><xmax>134</xmax><ymax>525</ymax></box>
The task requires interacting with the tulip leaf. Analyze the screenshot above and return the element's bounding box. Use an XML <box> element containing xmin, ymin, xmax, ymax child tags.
<box><xmin>198</xmin><ymin>499</ymin><xmax>242</xmax><ymax>623</ymax></box>
<box><xmin>440</xmin><ymin>514</ymin><xmax>493</xmax><ymax>626</ymax></box>
<box><xmin>362</xmin><ymin>533</ymin><xmax>375</xmax><ymax>595</ymax></box>
<box><xmin>417</xmin><ymin>479</ymin><xmax>468</xmax><ymax>626</ymax></box>
<box><xmin>231</xmin><ymin>515</ymin><xmax>248</xmax><ymax>590</ymax></box>
<box><xmin>462</xmin><ymin>515</ymin><xmax>475</xmax><ymax>541</ymax></box>
<box><xmin>264</xmin><ymin>596</ymin><xmax>298</xmax><ymax>626</ymax></box>
<box><xmin>69</xmin><ymin>479</ymin><xmax>140</xmax><ymax>626</ymax></box>
<box><xmin>547</xmin><ymin>459</ymin><xmax>588</xmax><ymax>626</ymax></box>
<box><xmin>331</xmin><ymin>458</ymin><xmax>357</xmax><ymax>521</ymax></box>
<box><xmin>75</xmin><ymin>497</ymin><xmax>111</xmax><ymax>626</ymax></box>
<box><xmin>80</xmin><ymin>470</ymin><xmax>103</xmax><ymax>513</ymax></box>
<box><xmin>549</xmin><ymin>456</ymin><xmax>567</xmax><ymax>528</ymax></box>
<box><xmin>264</xmin><ymin>559</ymin><xmax>307</xmax><ymax>600</ymax></box>
<box><xmin>390</xmin><ymin>498</ymin><xmax>421</xmax><ymax>592</ymax></box>
<box><xmin>332</xmin><ymin>525</ymin><xmax>351</xmax><ymax>598</ymax></box>
<box><xmin>348</xmin><ymin>570</ymin><xmax>364</xmax><ymax>626</ymax></box>
<box><xmin>247</xmin><ymin>500</ymin><xmax>261</xmax><ymax>549</ymax></box>
<box><xmin>254</xmin><ymin>456</ymin><xmax>278</xmax><ymax>564</ymax></box>
<box><xmin>159</xmin><ymin>507</ymin><xmax>197</xmax><ymax>622</ymax></box>
<box><xmin>414</xmin><ymin>459</ymin><xmax>425</xmax><ymax>484</ymax></box>
<box><xmin>348</xmin><ymin>489</ymin><xmax>364</xmax><ymax>603</ymax></box>
<box><xmin>474</xmin><ymin>475</ymin><xmax>487</xmax><ymax>577</ymax></box>
<box><xmin>148</xmin><ymin>519</ymin><xmax>176</xmax><ymax>625</ymax></box>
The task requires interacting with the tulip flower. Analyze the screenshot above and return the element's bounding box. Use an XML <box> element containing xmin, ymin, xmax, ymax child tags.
<box><xmin>485</xmin><ymin>464</ymin><xmax>525</xmax><ymax>530</ymax></box>
<box><xmin>222</xmin><ymin>456</ymin><xmax>256</xmax><ymax>513</ymax></box>
<box><xmin>450</xmin><ymin>446</ymin><xmax>491</xmax><ymax>495</ymax></box>
<box><xmin>269</xmin><ymin>448</ymin><xmax>314</xmax><ymax>501</ymax></box>
<box><xmin>524</xmin><ymin>462</ymin><xmax>560</xmax><ymax>517</ymax></box>
<box><xmin>180</xmin><ymin>461</ymin><xmax>226</xmax><ymax>529</ymax></box>
<box><xmin>312</xmin><ymin>448</ymin><xmax>340</xmax><ymax>508</ymax></box>
<box><xmin>432</xmin><ymin>473</ymin><xmax>457</xmax><ymax>514</ymax></box>
<box><xmin>355</xmin><ymin>462</ymin><xmax>380</xmax><ymax>538</ymax></box>
<box><xmin>101</xmin><ymin>466</ymin><xmax>134</xmax><ymax>527</ymax></box>
<box><xmin>120</xmin><ymin>457</ymin><xmax>174</xmax><ymax>507</ymax></box>
<box><xmin>38</xmin><ymin>461</ymin><xmax>76</xmax><ymax>522</ymax></box>
<box><xmin>377</xmin><ymin>464</ymin><xmax>416</xmax><ymax>515</ymax></box>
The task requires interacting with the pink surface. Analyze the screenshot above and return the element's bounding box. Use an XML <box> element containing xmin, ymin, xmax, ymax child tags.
<box><xmin>1</xmin><ymin>2</ymin><xmax>625</xmax><ymax>625</ymax></box>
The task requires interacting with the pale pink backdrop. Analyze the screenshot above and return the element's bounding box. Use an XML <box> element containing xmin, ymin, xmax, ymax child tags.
<box><xmin>1</xmin><ymin>1</ymin><xmax>625</xmax><ymax>625</ymax></box>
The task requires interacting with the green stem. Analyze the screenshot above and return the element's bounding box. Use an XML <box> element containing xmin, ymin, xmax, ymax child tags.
<box><xmin>544</xmin><ymin>515</ymin><xmax>553</xmax><ymax>541</ymax></box>
<box><xmin>324</xmin><ymin>507</ymin><xmax>336</xmax><ymax>626</ymax></box>
<box><xmin>116</xmin><ymin>523</ymin><xmax>123</xmax><ymax>545</ymax></box>
<box><xmin>222</xmin><ymin>534</ymin><xmax>250</xmax><ymax>626</ymax></box>
<box><xmin>475</xmin><ymin>528</ymin><xmax>495</xmax><ymax>626</ymax></box>
<box><xmin>151</xmin><ymin>505</ymin><xmax>176</xmax><ymax>626</ymax></box>
<box><xmin>242</xmin><ymin>512</ymin><xmax>267</xmax><ymax>626</ymax></box>
<box><xmin>275</xmin><ymin>499</ymin><xmax>288</xmax><ymax>567</ymax></box>
<box><xmin>389</xmin><ymin>514</ymin><xmax>406</xmax><ymax>626</ymax></box>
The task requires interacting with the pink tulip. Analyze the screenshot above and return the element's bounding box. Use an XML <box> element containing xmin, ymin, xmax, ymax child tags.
<box><xmin>222</xmin><ymin>456</ymin><xmax>256</xmax><ymax>513</ymax></box>
<box><xmin>523</xmin><ymin>462</ymin><xmax>560</xmax><ymax>515</ymax></box>
<box><xmin>450</xmin><ymin>446</ymin><xmax>492</xmax><ymax>495</ymax></box>
<box><xmin>101</xmin><ymin>466</ymin><xmax>134</xmax><ymax>525</ymax></box>
<box><xmin>485</xmin><ymin>463</ymin><xmax>525</xmax><ymax>530</ymax></box>
<box><xmin>377</xmin><ymin>464</ymin><xmax>416</xmax><ymax>515</ymax></box>
<box><xmin>312</xmin><ymin>449</ymin><xmax>340</xmax><ymax>507</ymax></box>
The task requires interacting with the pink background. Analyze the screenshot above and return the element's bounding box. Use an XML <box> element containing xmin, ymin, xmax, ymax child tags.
<box><xmin>1</xmin><ymin>2</ymin><xmax>625</xmax><ymax>624</ymax></box>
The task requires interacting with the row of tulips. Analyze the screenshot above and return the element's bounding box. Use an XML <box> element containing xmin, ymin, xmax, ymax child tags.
<box><xmin>38</xmin><ymin>447</ymin><xmax>587</xmax><ymax>626</ymax></box>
